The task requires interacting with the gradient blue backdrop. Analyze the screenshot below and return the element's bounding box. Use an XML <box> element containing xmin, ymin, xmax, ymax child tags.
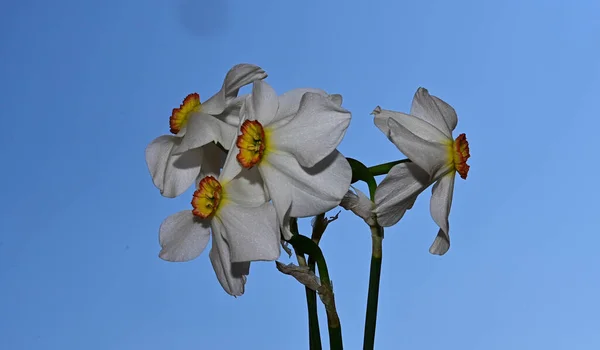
<box><xmin>1</xmin><ymin>0</ymin><xmax>599</xmax><ymax>349</ymax></box>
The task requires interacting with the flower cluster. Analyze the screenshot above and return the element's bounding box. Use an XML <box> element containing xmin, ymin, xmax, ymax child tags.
<box><xmin>145</xmin><ymin>64</ymin><xmax>352</xmax><ymax>296</ymax></box>
<box><xmin>145</xmin><ymin>64</ymin><xmax>470</xmax><ymax>297</ymax></box>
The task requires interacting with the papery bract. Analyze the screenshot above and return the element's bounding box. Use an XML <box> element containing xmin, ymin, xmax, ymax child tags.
<box><xmin>372</xmin><ymin>87</ymin><xmax>470</xmax><ymax>255</ymax></box>
<box><xmin>145</xmin><ymin>64</ymin><xmax>267</xmax><ymax>198</ymax></box>
<box><xmin>220</xmin><ymin>80</ymin><xmax>353</xmax><ymax>239</ymax></box>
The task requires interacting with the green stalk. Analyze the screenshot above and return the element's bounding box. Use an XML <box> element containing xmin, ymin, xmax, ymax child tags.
<box><xmin>295</xmin><ymin>250</ymin><xmax>322</xmax><ymax>350</ymax></box>
<box><xmin>363</xmin><ymin>224</ymin><xmax>384</xmax><ymax>350</ymax></box>
<box><xmin>367</xmin><ymin>159</ymin><xmax>411</xmax><ymax>177</ymax></box>
<box><xmin>289</xmin><ymin>235</ymin><xmax>343</xmax><ymax>350</ymax></box>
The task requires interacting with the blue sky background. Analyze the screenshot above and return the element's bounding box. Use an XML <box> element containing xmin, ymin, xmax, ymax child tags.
<box><xmin>1</xmin><ymin>0</ymin><xmax>599</xmax><ymax>349</ymax></box>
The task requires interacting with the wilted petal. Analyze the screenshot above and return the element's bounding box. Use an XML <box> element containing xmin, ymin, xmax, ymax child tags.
<box><xmin>272</xmin><ymin>92</ymin><xmax>351</xmax><ymax>168</ymax></box>
<box><xmin>429</xmin><ymin>173</ymin><xmax>455</xmax><ymax>255</ymax></box>
<box><xmin>340</xmin><ymin>186</ymin><xmax>375</xmax><ymax>225</ymax></box>
<box><xmin>172</xmin><ymin>113</ymin><xmax>237</xmax><ymax>155</ymax></box>
<box><xmin>276</xmin><ymin>262</ymin><xmax>321</xmax><ymax>291</ymax></box>
<box><xmin>261</xmin><ymin>150</ymin><xmax>351</xmax><ymax>228</ymax></box>
<box><xmin>410</xmin><ymin>88</ymin><xmax>457</xmax><ymax>137</ymax></box>
<box><xmin>246</xmin><ymin>80</ymin><xmax>279</xmax><ymax>125</ymax></box>
<box><xmin>202</xmin><ymin>64</ymin><xmax>268</xmax><ymax>115</ymax></box>
<box><xmin>158</xmin><ymin>210</ymin><xmax>211</xmax><ymax>262</ymax></box>
<box><xmin>215</xmin><ymin>203</ymin><xmax>280</xmax><ymax>263</ymax></box>
<box><xmin>387</xmin><ymin>118</ymin><xmax>450</xmax><ymax>179</ymax></box>
<box><xmin>145</xmin><ymin>135</ymin><xmax>202</xmax><ymax>198</ymax></box>
<box><xmin>374</xmin><ymin>162</ymin><xmax>431</xmax><ymax>227</ymax></box>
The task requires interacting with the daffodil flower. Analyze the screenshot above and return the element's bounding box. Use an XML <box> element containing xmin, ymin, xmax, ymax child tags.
<box><xmin>145</xmin><ymin>63</ymin><xmax>267</xmax><ymax>198</ymax></box>
<box><xmin>372</xmin><ymin>87</ymin><xmax>470</xmax><ymax>255</ymax></box>
<box><xmin>221</xmin><ymin>80</ymin><xmax>352</xmax><ymax>238</ymax></box>
<box><xmin>157</xmin><ymin>146</ymin><xmax>280</xmax><ymax>296</ymax></box>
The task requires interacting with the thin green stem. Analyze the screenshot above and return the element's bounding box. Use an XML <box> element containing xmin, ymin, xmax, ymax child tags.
<box><xmin>363</xmin><ymin>224</ymin><xmax>384</xmax><ymax>350</ymax></box>
<box><xmin>367</xmin><ymin>159</ymin><xmax>411</xmax><ymax>177</ymax></box>
<box><xmin>289</xmin><ymin>235</ymin><xmax>343</xmax><ymax>350</ymax></box>
<box><xmin>295</xmin><ymin>249</ymin><xmax>322</xmax><ymax>350</ymax></box>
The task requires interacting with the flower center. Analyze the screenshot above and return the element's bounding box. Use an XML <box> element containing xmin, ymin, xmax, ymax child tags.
<box><xmin>236</xmin><ymin>120</ymin><xmax>267</xmax><ymax>168</ymax></box>
<box><xmin>169</xmin><ymin>93</ymin><xmax>202</xmax><ymax>134</ymax></box>
<box><xmin>191</xmin><ymin>176</ymin><xmax>222</xmax><ymax>218</ymax></box>
<box><xmin>452</xmin><ymin>133</ymin><xmax>470</xmax><ymax>179</ymax></box>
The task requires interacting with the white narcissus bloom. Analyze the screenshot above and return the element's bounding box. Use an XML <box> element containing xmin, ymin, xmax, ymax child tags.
<box><xmin>158</xmin><ymin>145</ymin><xmax>280</xmax><ymax>297</ymax></box>
<box><xmin>221</xmin><ymin>80</ymin><xmax>353</xmax><ymax>239</ymax></box>
<box><xmin>372</xmin><ymin>87</ymin><xmax>470</xmax><ymax>255</ymax></box>
<box><xmin>145</xmin><ymin>63</ymin><xmax>267</xmax><ymax>198</ymax></box>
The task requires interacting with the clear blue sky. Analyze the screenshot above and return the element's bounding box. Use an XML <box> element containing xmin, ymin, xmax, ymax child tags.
<box><xmin>1</xmin><ymin>0</ymin><xmax>599</xmax><ymax>349</ymax></box>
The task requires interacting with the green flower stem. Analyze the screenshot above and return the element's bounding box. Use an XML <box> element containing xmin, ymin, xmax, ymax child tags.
<box><xmin>289</xmin><ymin>234</ymin><xmax>343</xmax><ymax>350</ymax></box>
<box><xmin>367</xmin><ymin>159</ymin><xmax>411</xmax><ymax>177</ymax></box>
<box><xmin>295</xmin><ymin>249</ymin><xmax>322</xmax><ymax>350</ymax></box>
<box><xmin>363</xmin><ymin>224</ymin><xmax>384</xmax><ymax>350</ymax></box>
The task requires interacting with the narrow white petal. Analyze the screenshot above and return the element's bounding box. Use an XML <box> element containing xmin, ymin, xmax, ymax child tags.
<box><xmin>221</xmin><ymin>168</ymin><xmax>269</xmax><ymax>207</ymax></box>
<box><xmin>215</xmin><ymin>203</ymin><xmax>280</xmax><ymax>263</ymax></box>
<box><xmin>172</xmin><ymin>113</ymin><xmax>237</xmax><ymax>155</ymax></box>
<box><xmin>246</xmin><ymin>80</ymin><xmax>279</xmax><ymax>125</ymax></box>
<box><xmin>329</xmin><ymin>94</ymin><xmax>343</xmax><ymax>106</ymax></box>
<box><xmin>202</xmin><ymin>63</ymin><xmax>268</xmax><ymax>115</ymax></box>
<box><xmin>372</xmin><ymin>106</ymin><xmax>398</xmax><ymax>137</ymax></box>
<box><xmin>158</xmin><ymin>210</ymin><xmax>211</xmax><ymax>262</ymax></box>
<box><xmin>410</xmin><ymin>87</ymin><xmax>458</xmax><ymax>137</ymax></box>
<box><xmin>387</xmin><ymin>118</ymin><xmax>451</xmax><ymax>179</ymax></box>
<box><xmin>261</xmin><ymin>150</ymin><xmax>351</xmax><ymax>226</ymax></box>
<box><xmin>209</xmin><ymin>229</ymin><xmax>249</xmax><ymax>297</ymax></box>
<box><xmin>145</xmin><ymin>135</ymin><xmax>202</xmax><ymax>198</ymax></box>
<box><xmin>271</xmin><ymin>92</ymin><xmax>351</xmax><ymax>168</ymax></box>
<box><xmin>429</xmin><ymin>173</ymin><xmax>455</xmax><ymax>255</ymax></box>
<box><xmin>374</xmin><ymin>163</ymin><xmax>431</xmax><ymax>227</ymax></box>
<box><xmin>340</xmin><ymin>186</ymin><xmax>375</xmax><ymax>225</ymax></box>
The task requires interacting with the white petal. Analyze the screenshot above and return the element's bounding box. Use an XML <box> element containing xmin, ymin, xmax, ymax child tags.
<box><xmin>271</xmin><ymin>92</ymin><xmax>351</xmax><ymax>168</ymax></box>
<box><xmin>221</xmin><ymin>168</ymin><xmax>269</xmax><ymax>207</ymax></box>
<box><xmin>198</xmin><ymin>142</ymin><xmax>226</xmax><ymax>179</ymax></box>
<box><xmin>374</xmin><ymin>163</ymin><xmax>431</xmax><ymax>227</ymax></box>
<box><xmin>270</xmin><ymin>88</ymin><xmax>329</xmax><ymax>127</ymax></box>
<box><xmin>387</xmin><ymin>118</ymin><xmax>451</xmax><ymax>179</ymax></box>
<box><xmin>215</xmin><ymin>94</ymin><xmax>246</xmax><ymax>127</ymax></box>
<box><xmin>202</xmin><ymin>63</ymin><xmax>268</xmax><ymax>115</ymax></box>
<box><xmin>158</xmin><ymin>210</ymin><xmax>211</xmax><ymax>262</ymax></box>
<box><xmin>261</xmin><ymin>150</ymin><xmax>351</xmax><ymax>227</ymax></box>
<box><xmin>172</xmin><ymin>113</ymin><xmax>237</xmax><ymax>155</ymax></box>
<box><xmin>209</xmin><ymin>230</ymin><xmax>249</xmax><ymax>297</ymax></box>
<box><xmin>429</xmin><ymin>173</ymin><xmax>455</xmax><ymax>255</ymax></box>
<box><xmin>246</xmin><ymin>80</ymin><xmax>279</xmax><ymax>125</ymax></box>
<box><xmin>215</xmin><ymin>203</ymin><xmax>280</xmax><ymax>263</ymax></box>
<box><xmin>329</xmin><ymin>94</ymin><xmax>343</xmax><ymax>106</ymax></box>
<box><xmin>410</xmin><ymin>87</ymin><xmax>457</xmax><ymax>137</ymax></box>
<box><xmin>340</xmin><ymin>186</ymin><xmax>375</xmax><ymax>225</ymax></box>
<box><xmin>145</xmin><ymin>135</ymin><xmax>202</xmax><ymax>198</ymax></box>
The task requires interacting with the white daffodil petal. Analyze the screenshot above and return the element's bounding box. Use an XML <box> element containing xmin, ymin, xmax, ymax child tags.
<box><xmin>209</xmin><ymin>230</ymin><xmax>249</xmax><ymax>297</ymax></box>
<box><xmin>158</xmin><ymin>210</ymin><xmax>211</xmax><ymax>262</ymax></box>
<box><xmin>329</xmin><ymin>94</ymin><xmax>343</xmax><ymax>107</ymax></box>
<box><xmin>410</xmin><ymin>88</ymin><xmax>457</xmax><ymax>137</ymax></box>
<box><xmin>215</xmin><ymin>203</ymin><xmax>280</xmax><ymax>263</ymax></box>
<box><xmin>270</xmin><ymin>88</ymin><xmax>329</xmax><ymax>127</ymax></box>
<box><xmin>202</xmin><ymin>63</ymin><xmax>268</xmax><ymax>115</ymax></box>
<box><xmin>222</xmin><ymin>168</ymin><xmax>269</xmax><ymax>207</ymax></box>
<box><xmin>145</xmin><ymin>135</ymin><xmax>202</xmax><ymax>198</ymax></box>
<box><xmin>340</xmin><ymin>186</ymin><xmax>375</xmax><ymax>225</ymax></box>
<box><xmin>374</xmin><ymin>163</ymin><xmax>431</xmax><ymax>227</ymax></box>
<box><xmin>216</xmin><ymin>94</ymin><xmax>246</xmax><ymax>127</ymax></box>
<box><xmin>198</xmin><ymin>143</ymin><xmax>226</xmax><ymax>179</ymax></box>
<box><xmin>272</xmin><ymin>92</ymin><xmax>351</xmax><ymax>168</ymax></box>
<box><xmin>262</xmin><ymin>150</ymin><xmax>351</xmax><ymax>224</ymax></box>
<box><xmin>247</xmin><ymin>80</ymin><xmax>279</xmax><ymax>125</ymax></box>
<box><xmin>429</xmin><ymin>173</ymin><xmax>455</xmax><ymax>255</ymax></box>
<box><xmin>372</xmin><ymin>106</ymin><xmax>402</xmax><ymax>137</ymax></box>
<box><xmin>387</xmin><ymin>118</ymin><xmax>450</xmax><ymax>179</ymax></box>
<box><xmin>172</xmin><ymin>113</ymin><xmax>237</xmax><ymax>155</ymax></box>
